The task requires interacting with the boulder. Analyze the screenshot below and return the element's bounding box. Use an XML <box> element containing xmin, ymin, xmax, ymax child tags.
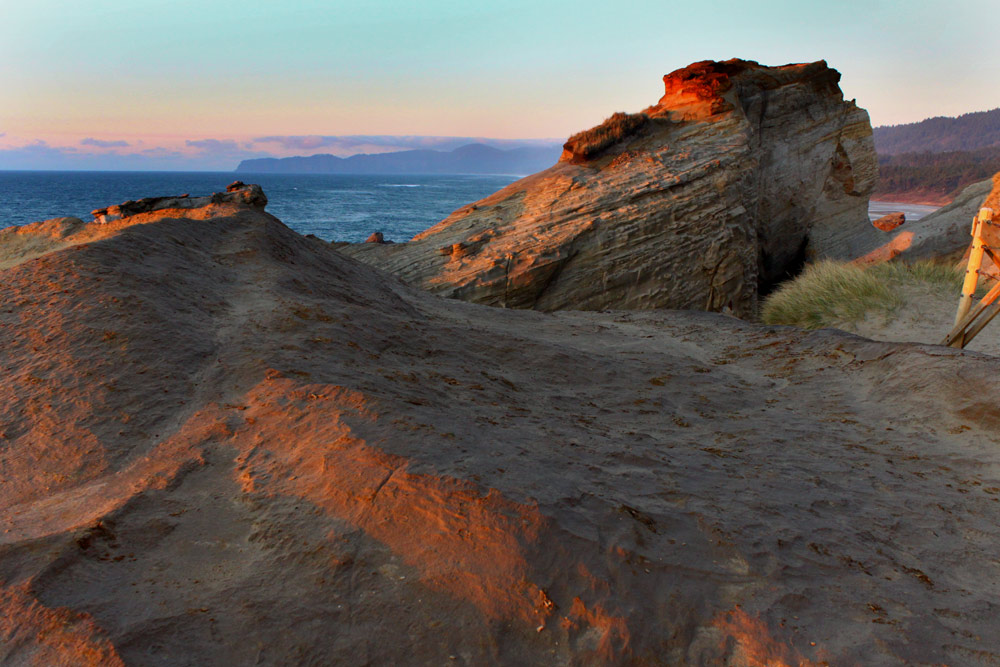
<box><xmin>872</xmin><ymin>211</ymin><xmax>905</xmax><ymax>232</ymax></box>
<box><xmin>365</xmin><ymin>231</ymin><xmax>386</xmax><ymax>244</ymax></box>
<box><xmin>341</xmin><ymin>59</ymin><xmax>882</xmax><ymax>316</ymax></box>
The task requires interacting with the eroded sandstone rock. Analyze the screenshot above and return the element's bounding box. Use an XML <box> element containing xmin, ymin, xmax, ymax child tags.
<box><xmin>91</xmin><ymin>182</ymin><xmax>267</xmax><ymax>223</ymax></box>
<box><xmin>341</xmin><ymin>59</ymin><xmax>882</xmax><ymax>316</ymax></box>
<box><xmin>872</xmin><ymin>211</ymin><xmax>906</xmax><ymax>232</ymax></box>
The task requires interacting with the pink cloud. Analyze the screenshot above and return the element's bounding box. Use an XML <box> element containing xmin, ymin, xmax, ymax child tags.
<box><xmin>80</xmin><ymin>137</ymin><xmax>130</xmax><ymax>148</ymax></box>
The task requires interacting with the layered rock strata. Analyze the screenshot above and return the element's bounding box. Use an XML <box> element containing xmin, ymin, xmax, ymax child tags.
<box><xmin>2</xmin><ymin>187</ymin><xmax>999</xmax><ymax>665</ymax></box>
<box><xmin>342</xmin><ymin>59</ymin><xmax>881</xmax><ymax>316</ymax></box>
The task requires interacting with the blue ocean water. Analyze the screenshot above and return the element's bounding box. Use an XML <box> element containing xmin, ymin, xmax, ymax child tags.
<box><xmin>1</xmin><ymin>171</ymin><xmax>937</xmax><ymax>244</ymax></box>
<box><xmin>0</xmin><ymin>171</ymin><xmax>520</xmax><ymax>242</ymax></box>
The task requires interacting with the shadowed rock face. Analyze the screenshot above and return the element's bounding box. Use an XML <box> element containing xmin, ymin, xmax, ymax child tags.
<box><xmin>341</xmin><ymin>59</ymin><xmax>881</xmax><ymax>316</ymax></box>
<box><xmin>2</xmin><ymin>188</ymin><xmax>1000</xmax><ymax>665</ymax></box>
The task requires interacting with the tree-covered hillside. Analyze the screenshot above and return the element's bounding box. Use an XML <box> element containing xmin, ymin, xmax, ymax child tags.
<box><xmin>875</xmin><ymin>146</ymin><xmax>1000</xmax><ymax>203</ymax></box>
<box><xmin>873</xmin><ymin>108</ymin><xmax>1000</xmax><ymax>155</ymax></box>
<box><xmin>872</xmin><ymin>108</ymin><xmax>1000</xmax><ymax>202</ymax></box>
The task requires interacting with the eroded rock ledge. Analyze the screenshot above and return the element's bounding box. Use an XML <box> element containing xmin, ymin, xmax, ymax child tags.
<box><xmin>91</xmin><ymin>181</ymin><xmax>267</xmax><ymax>223</ymax></box>
<box><xmin>0</xmin><ymin>182</ymin><xmax>272</xmax><ymax>272</ymax></box>
<box><xmin>341</xmin><ymin>59</ymin><xmax>883</xmax><ymax>316</ymax></box>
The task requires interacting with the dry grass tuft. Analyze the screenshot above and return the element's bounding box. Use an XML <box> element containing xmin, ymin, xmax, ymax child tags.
<box><xmin>563</xmin><ymin>112</ymin><xmax>649</xmax><ymax>160</ymax></box>
<box><xmin>761</xmin><ymin>260</ymin><xmax>963</xmax><ymax>329</ymax></box>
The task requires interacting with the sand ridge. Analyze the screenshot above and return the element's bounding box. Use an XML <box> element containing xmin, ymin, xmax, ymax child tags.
<box><xmin>2</xmin><ymin>202</ymin><xmax>1000</xmax><ymax>664</ymax></box>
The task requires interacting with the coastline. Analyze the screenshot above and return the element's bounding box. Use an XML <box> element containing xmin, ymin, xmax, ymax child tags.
<box><xmin>870</xmin><ymin>193</ymin><xmax>952</xmax><ymax>207</ymax></box>
<box><xmin>868</xmin><ymin>199</ymin><xmax>940</xmax><ymax>223</ymax></box>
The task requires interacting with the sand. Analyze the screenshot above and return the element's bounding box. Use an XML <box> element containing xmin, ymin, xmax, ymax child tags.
<box><xmin>2</xmin><ymin>202</ymin><xmax>1000</xmax><ymax>665</ymax></box>
<box><xmin>833</xmin><ymin>281</ymin><xmax>1000</xmax><ymax>357</ymax></box>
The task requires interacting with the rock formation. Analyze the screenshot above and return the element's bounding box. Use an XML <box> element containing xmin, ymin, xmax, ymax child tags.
<box><xmin>341</xmin><ymin>59</ymin><xmax>882</xmax><ymax>316</ymax></box>
<box><xmin>91</xmin><ymin>182</ymin><xmax>267</xmax><ymax>224</ymax></box>
<box><xmin>2</xmin><ymin>186</ymin><xmax>999</xmax><ymax>665</ymax></box>
<box><xmin>872</xmin><ymin>211</ymin><xmax>905</xmax><ymax>232</ymax></box>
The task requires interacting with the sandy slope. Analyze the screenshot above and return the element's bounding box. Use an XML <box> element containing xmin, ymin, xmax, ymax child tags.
<box><xmin>836</xmin><ymin>281</ymin><xmax>1000</xmax><ymax>357</ymax></box>
<box><xmin>2</xmin><ymin>200</ymin><xmax>1000</xmax><ymax>665</ymax></box>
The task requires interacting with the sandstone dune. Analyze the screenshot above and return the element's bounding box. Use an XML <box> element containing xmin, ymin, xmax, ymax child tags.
<box><xmin>342</xmin><ymin>60</ymin><xmax>885</xmax><ymax>317</ymax></box>
<box><xmin>2</xmin><ymin>188</ymin><xmax>1000</xmax><ymax>665</ymax></box>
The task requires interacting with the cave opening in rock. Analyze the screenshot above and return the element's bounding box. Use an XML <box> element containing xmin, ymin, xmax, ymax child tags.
<box><xmin>757</xmin><ymin>235</ymin><xmax>809</xmax><ymax>298</ymax></box>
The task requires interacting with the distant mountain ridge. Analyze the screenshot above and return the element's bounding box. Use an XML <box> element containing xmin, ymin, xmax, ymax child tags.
<box><xmin>873</xmin><ymin>108</ymin><xmax>1000</xmax><ymax>155</ymax></box>
<box><xmin>236</xmin><ymin>143</ymin><xmax>562</xmax><ymax>175</ymax></box>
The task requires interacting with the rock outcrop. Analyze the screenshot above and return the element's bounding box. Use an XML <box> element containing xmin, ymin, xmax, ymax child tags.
<box><xmin>872</xmin><ymin>211</ymin><xmax>905</xmax><ymax>232</ymax></box>
<box><xmin>2</xmin><ymin>186</ymin><xmax>1000</xmax><ymax>664</ymax></box>
<box><xmin>856</xmin><ymin>174</ymin><xmax>997</xmax><ymax>265</ymax></box>
<box><xmin>0</xmin><ymin>182</ymin><xmax>270</xmax><ymax>271</ymax></box>
<box><xmin>342</xmin><ymin>59</ymin><xmax>881</xmax><ymax>316</ymax></box>
<box><xmin>91</xmin><ymin>181</ymin><xmax>266</xmax><ymax>223</ymax></box>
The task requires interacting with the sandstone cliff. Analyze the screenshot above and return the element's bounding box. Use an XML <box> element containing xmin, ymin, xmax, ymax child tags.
<box><xmin>2</xmin><ymin>187</ymin><xmax>999</xmax><ymax>665</ymax></box>
<box><xmin>342</xmin><ymin>59</ymin><xmax>882</xmax><ymax>316</ymax></box>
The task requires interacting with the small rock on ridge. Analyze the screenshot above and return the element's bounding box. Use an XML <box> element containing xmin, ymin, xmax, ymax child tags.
<box><xmin>91</xmin><ymin>183</ymin><xmax>268</xmax><ymax>223</ymax></box>
<box><xmin>872</xmin><ymin>211</ymin><xmax>905</xmax><ymax>232</ymax></box>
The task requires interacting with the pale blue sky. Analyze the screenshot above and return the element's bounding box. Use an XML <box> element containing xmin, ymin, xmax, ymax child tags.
<box><xmin>1</xmin><ymin>0</ymin><xmax>996</xmax><ymax>169</ymax></box>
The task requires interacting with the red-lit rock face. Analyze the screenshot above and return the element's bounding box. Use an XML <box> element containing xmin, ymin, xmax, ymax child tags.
<box><xmin>872</xmin><ymin>211</ymin><xmax>906</xmax><ymax>232</ymax></box>
<box><xmin>342</xmin><ymin>59</ymin><xmax>881</xmax><ymax>316</ymax></box>
<box><xmin>653</xmin><ymin>59</ymin><xmax>744</xmax><ymax>120</ymax></box>
<box><xmin>651</xmin><ymin>59</ymin><xmax>844</xmax><ymax>122</ymax></box>
<box><xmin>3</xmin><ymin>190</ymin><xmax>999</xmax><ymax>664</ymax></box>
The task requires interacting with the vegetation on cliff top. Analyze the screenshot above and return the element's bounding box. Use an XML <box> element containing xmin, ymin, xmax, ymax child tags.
<box><xmin>563</xmin><ymin>112</ymin><xmax>649</xmax><ymax>160</ymax></box>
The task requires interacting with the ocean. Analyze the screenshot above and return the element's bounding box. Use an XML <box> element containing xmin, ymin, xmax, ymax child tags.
<box><xmin>1</xmin><ymin>170</ymin><xmax>938</xmax><ymax>242</ymax></box>
<box><xmin>0</xmin><ymin>171</ymin><xmax>520</xmax><ymax>243</ymax></box>
<box><xmin>867</xmin><ymin>200</ymin><xmax>939</xmax><ymax>223</ymax></box>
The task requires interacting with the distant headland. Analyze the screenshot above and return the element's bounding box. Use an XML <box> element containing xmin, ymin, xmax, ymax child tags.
<box><xmin>235</xmin><ymin>142</ymin><xmax>562</xmax><ymax>175</ymax></box>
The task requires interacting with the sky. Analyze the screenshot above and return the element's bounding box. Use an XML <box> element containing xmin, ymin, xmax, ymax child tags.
<box><xmin>1</xmin><ymin>0</ymin><xmax>997</xmax><ymax>171</ymax></box>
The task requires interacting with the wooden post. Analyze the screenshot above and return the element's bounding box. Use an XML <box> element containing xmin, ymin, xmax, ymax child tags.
<box><xmin>942</xmin><ymin>207</ymin><xmax>998</xmax><ymax>348</ymax></box>
<box><xmin>954</xmin><ymin>208</ymin><xmax>993</xmax><ymax>327</ymax></box>
<box><xmin>944</xmin><ymin>279</ymin><xmax>1000</xmax><ymax>347</ymax></box>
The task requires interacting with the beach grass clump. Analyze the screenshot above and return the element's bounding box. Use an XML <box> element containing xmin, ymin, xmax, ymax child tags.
<box><xmin>563</xmin><ymin>112</ymin><xmax>649</xmax><ymax>160</ymax></box>
<box><xmin>760</xmin><ymin>260</ymin><xmax>964</xmax><ymax>329</ymax></box>
<box><xmin>867</xmin><ymin>260</ymin><xmax>963</xmax><ymax>289</ymax></box>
